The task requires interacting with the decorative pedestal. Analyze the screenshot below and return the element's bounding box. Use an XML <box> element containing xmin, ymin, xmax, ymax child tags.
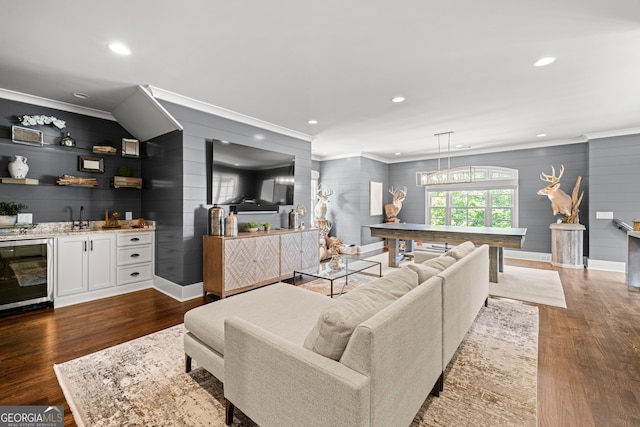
<box><xmin>550</xmin><ymin>223</ymin><xmax>585</xmax><ymax>268</ymax></box>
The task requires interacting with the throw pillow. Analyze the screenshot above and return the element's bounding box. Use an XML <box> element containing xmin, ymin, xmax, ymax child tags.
<box><xmin>303</xmin><ymin>286</ymin><xmax>397</xmax><ymax>361</ymax></box>
<box><xmin>446</xmin><ymin>241</ymin><xmax>476</xmax><ymax>260</ymax></box>
<box><xmin>407</xmin><ymin>262</ymin><xmax>442</xmax><ymax>284</ymax></box>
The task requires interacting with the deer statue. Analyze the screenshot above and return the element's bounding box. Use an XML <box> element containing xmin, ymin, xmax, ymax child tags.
<box><xmin>384</xmin><ymin>186</ymin><xmax>407</xmax><ymax>222</ymax></box>
<box><xmin>537</xmin><ymin>165</ymin><xmax>584</xmax><ymax>224</ymax></box>
<box><xmin>314</xmin><ymin>185</ymin><xmax>333</xmax><ymax>219</ymax></box>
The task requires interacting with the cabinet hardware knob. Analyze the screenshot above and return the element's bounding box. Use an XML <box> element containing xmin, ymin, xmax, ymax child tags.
<box><xmin>131</xmin><ymin>253</ymin><xmax>140</xmax><ymax>258</ymax></box>
<box><xmin>130</xmin><ymin>272</ymin><xmax>140</xmax><ymax>276</ymax></box>
<box><xmin>131</xmin><ymin>237</ymin><xmax>140</xmax><ymax>241</ymax></box>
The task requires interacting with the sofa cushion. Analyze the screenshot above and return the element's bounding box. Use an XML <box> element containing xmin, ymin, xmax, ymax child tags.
<box><xmin>446</xmin><ymin>241</ymin><xmax>476</xmax><ymax>260</ymax></box>
<box><xmin>424</xmin><ymin>255</ymin><xmax>457</xmax><ymax>270</ymax></box>
<box><xmin>185</xmin><ymin>283</ymin><xmax>332</xmax><ymax>355</ymax></box>
<box><xmin>407</xmin><ymin>262</ymin><xmax>442</xmax><ymax>284</ymax></box>
<box><xmin>367</xmin><ymin>266</ymin><xmax>419</xmax><ymax>298</ymax></box>
<box><xmin>303</xmin><ymin>286</ymin><xmax>398</xmax><ymax>361</ymax></box>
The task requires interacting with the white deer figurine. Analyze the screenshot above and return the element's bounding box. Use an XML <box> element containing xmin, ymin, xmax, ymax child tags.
<box><xmin>385</xmin><ymin>186</ymin><xmax>407</xmax><ymax>220</ymax></box>
<box><xmin>537</xmin><ymin>165</ymin><xmax>572</xmax><ymax>217</ymax></box>
<box><xmin>314</xmin><ymin>185</ymin><xmax>333</xmax><ymax>219</ymax></box>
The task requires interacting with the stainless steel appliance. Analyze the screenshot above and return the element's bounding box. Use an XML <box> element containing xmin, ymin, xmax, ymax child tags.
<box><xmin>0</xmin><ymin>238</ymin><xmax>53</xmax><ymax>315</ymax></box>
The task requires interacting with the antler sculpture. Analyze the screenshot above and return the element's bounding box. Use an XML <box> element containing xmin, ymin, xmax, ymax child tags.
<box><xmin>537</xmin><ymin>165</ymin><xmax>584</xmax><ymax>224</ymax></box>
<box><xmin>384</xmin><ymin>186</ymin><xmax>407</xmax><ymax>221</ymax></box>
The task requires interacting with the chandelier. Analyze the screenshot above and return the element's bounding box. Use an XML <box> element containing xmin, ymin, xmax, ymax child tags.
<box><xmin>416</xmin><ymin>131</ymin><xmax>475</xmax><ymax>187</ymax></box>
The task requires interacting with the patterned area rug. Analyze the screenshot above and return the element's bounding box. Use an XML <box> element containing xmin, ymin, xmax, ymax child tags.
<box><xmin>54</xmin><ymin>299</ymin><xmax>537</xmax><ymax>427</ymax></box>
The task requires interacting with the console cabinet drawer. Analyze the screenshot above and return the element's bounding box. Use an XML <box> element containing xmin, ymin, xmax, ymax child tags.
<box><xmin>117</xmin><ymin>263</ymin><xmax>153</xmax><ymax>286</ymax></box>
<box><xmin>117</xmin><ymin>245</ymin><xmax>153</xmax><ymax>266</ymax></box>
<box><xmin>117</xmin><ymin>232</ymin><xmax>153</xmax><ymax>247</ymax></box>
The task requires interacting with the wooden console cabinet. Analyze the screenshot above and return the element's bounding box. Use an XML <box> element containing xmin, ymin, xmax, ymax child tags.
<box><xmin>203</xmin><ymin>228</ymin><xmax>319</xmax><ymax>298</ymax></box>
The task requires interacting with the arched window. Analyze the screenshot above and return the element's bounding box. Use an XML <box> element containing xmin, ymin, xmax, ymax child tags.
<box><xmin>425</xmin><ymin>166</ymin><xmax>519</xmax><ymax>228</ymax></box>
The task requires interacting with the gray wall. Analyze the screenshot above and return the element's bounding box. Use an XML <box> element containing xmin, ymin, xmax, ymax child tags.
<box><xmin>588</xmin><ymin>134</ymin><xmax>640</xmax><ymax>262</ymax></box>
<box><xmin>319</xmin><ymin>143</ymin><xmax>590</xmax><ymax>254</ymax></box>
<box><xmin>142</xmin><ymin>129</ymin><xmax>184</xmax><ymax>284</ymax></box>
<box><xmin>0</xmin><ymin>98</ymin><xmax>140</xmax><ymax>223</ymax></box>
<box><xmin>316</xmin><ymin>156</ymin><xmax>388</xmax><ymax>247</ymax></box>
<box><xmin>155</xmin><ymin>101</ymin><xmax>313</xmax><ymax>285</ymax></box>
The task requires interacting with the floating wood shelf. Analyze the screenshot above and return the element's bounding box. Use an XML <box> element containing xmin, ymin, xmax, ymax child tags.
<box><xmin>1</xmin><ymin>177</ymin><xmax>39</xmax><ymax>185</ymax></box>
<box><xmin>56</xmin><ymin>175</ymin><xmax>99</xmax><ymax>187</ymax></box>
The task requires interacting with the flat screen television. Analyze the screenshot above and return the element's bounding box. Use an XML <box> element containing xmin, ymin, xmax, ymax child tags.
<box><xmin>208</xmin><ymin>139</ymin><xmax>295</xmax><ymax>210</ymax></box>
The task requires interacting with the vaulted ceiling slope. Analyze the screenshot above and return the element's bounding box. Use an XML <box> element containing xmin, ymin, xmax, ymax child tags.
<box><xmin>1</xmin><ymin>1</ymin><xmax>639</xmax><ymax>162</ymax></box>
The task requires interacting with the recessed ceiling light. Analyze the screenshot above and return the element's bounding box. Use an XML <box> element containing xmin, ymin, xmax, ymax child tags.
<box><xmin>455</xmin><ymin>145</ymin><xmax>472</xmax><ymax>150</ymax></box>
<box><xmin>391</xmin><ymin>96</ymin><xmax>405</xmax><ymax>103</ymax></box>
<box><xmin>395</xmin><ymin>152</ymin><xmax>401</xmax><ymax>156</ymax></box>
<box><xmin>254</xmin><ymin>134</ymin><xmax>264</xmax><ymax>140</ymax></box>
<box><xmin>534</xmin><ymin>57</ymin><xmax>555</xmax><ymax>67</ymax></box>
<box><xmin>536</xmin><ymin>133</ymin><xmax>547</xmax><ymax>137</ymax></box>
<box><xmin>108</xmin><ymin>42</ymin><xmax>131</xmax><ymax>55</ymax></box>
<box><xmin>308</xmin><ymin>119</ymin><xmax>318</xmax><ymax>125</ymax></box>
<box><xmin>72</xmin><ymin>92</ymin><xmax>89</xmax><ymax>99</ymax></box>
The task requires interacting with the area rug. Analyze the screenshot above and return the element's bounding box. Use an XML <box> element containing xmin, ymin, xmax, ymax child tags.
<box><xmin>54</xmin><ymin>299</ymin><xmax>538</xmax><ymax>427</ymax></box>
<box><xmin>364</xmin><ymin>252</ymin><xmax>567</xmax><ymax>308</ymax></box>
<box><xmin>8</xmin><ymin>258</ymin><xmax>47</xmax><ymax>287</ymax></box>
<box><xmin>491</xmin><ymin>266</ymin><xmax>567</xmax><ymax>308</ymax></box>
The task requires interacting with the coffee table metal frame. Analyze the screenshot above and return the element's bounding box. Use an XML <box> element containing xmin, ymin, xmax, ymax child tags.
<box><xmin>293</xmin><ymin>257</ymin><xmax>382</xmax><ymax>298</ymax></box>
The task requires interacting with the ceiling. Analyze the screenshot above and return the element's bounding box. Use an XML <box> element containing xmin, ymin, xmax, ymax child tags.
<box><xmin>1</xmin><ymin>1</ymin><xmax>639</xmax><ymax>162</ymax></box>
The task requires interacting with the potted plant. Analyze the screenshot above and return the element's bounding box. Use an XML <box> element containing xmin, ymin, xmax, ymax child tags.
<box><xmin>0</xmin><ymin>201</ymin><xmax>28</xmax><ymax>226</ymax></box>
<box><xmin>262</xmin><ymin>221</ymin><xmax>272</xmax><ymax>231</ymax></box>
<box><xmin>245</xmin><ymin>221</ymin><xmax>260</xmax><ymax>232</ymax></box>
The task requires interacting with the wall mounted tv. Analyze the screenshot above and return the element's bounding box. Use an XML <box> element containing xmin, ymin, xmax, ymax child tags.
<box><xmin>208</xmin><ymin>139</ymin><xmax>295</xmax><ymax>211</ymax></box>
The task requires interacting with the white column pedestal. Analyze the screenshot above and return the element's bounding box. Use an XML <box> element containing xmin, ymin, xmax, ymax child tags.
<box><xmin>550</xmin><ymin>223</ymin><xmax>585</xmax><ymax>268</ymax></box>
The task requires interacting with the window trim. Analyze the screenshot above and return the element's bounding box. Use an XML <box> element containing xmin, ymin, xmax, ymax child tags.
<box><xmin>424</xmin><ymin>166</ymin><xmax>519</xmax><ymax>227</ymax></box>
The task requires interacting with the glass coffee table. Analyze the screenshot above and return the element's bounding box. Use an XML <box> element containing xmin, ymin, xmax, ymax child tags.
<box><xmin>293</xmin><ymin>257</ymin><xmax>382</xmax><ymax>298</ymax></box>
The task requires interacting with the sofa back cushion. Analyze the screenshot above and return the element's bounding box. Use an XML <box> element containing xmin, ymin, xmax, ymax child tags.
<box><xmin>367</xmin><ymin>266</ymin><xmax>419</xmax><ymax>298</ymax></box>
<box><xmin>303</xmin><ymin>285</ymin><xmax>398</xmax><ymax>361</ymax></box>
<box><xmin>446</xmin><ymin>241</ymin><xmax>476</xmax><ymax>260</ymax></box>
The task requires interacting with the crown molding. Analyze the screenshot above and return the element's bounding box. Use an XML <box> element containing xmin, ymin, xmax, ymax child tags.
<box><xmin>147</xmin><ymin>85</ymin><xmax>315</xmax><ymax>143</ymax></box>
<box><xmin>0</xmin><ymin>88</ymin><xmax>115</xmax><ymax>121</ymax></box>
<box><xmin>584</xmin><ymin>127</ymin><xmax>640</xmax><ymax>140</ymax></box>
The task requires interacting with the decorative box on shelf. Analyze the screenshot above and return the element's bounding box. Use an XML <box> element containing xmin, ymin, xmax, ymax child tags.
<box><xmin>112</xmin><ymin>176</ymin><xmax>142</xmax><ymax>189</ymax></box>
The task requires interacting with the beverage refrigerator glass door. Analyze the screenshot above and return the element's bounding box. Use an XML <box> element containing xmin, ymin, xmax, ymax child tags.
<box><xmin>0</xmin><ymin>238</ymin><xmax>53</xmax><ymax>313</ymax></box>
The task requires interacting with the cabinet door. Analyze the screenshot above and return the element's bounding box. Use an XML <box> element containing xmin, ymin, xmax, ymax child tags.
<box><xmin>254</xmin><ymin>235</ymin><xmax>281</xmax><ymax>283</ymax></box>
<box><xmin>224</xmin><ymin>238</ymin><xmax>256</xmax><ymax>291</ymax></box>
<box><xmin>280</xmin><ymin>232</ymin><xmax>302</xmax><ymax>277</ymax></box>
<box><xmin>300</xmin><ymin>230</ymin><xmax>320</xmax><ymax>271</ymax></box>
<box><xmin>56</xmin><ymin>235</ymin><xmax>88</xmax><ymax>297</ymax></box>
<box><xmin>88</xmin><ymin>234</ymin><xmax>116</xmax><ymax>290</ymax></box>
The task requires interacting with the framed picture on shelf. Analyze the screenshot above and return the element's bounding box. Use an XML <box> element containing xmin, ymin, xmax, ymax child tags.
<box><xmin>11</xmin><ymin>126</ymin><xmax>43</xmax><ymax>147</ymax></box>
<box><xmin>122</xmin><ymin>138</ymin><xmax>139</xmax><ymax>158</ymax></box>
<box><xmin>78</xmin><ymin>156</ymin><xmax>105</xmax><ymax>173</ymax></box>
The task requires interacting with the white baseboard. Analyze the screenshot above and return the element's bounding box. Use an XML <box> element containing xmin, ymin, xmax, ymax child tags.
<box><xmin>360</xmin><ymin>241</ymin><xmax>385</xmax><ymax>255</ymax></box>
<box><xmin>153</xmin><ymin>275</ymin><xmax>203</xmax><ymax>302</ymax></box>
<box><xmin>54</xmin><ymin>280</ymin><xmax>153</xmax><ymax>308</ymax></box>
<box><xmin>585</xmin><ymin>259</ymin><xmax>626</xmax><ymax>273</ymax></box>
<box><xmin>504</xmin><ymin>250</ymin><xmax>552</xmax><ymax>262</ymax></box>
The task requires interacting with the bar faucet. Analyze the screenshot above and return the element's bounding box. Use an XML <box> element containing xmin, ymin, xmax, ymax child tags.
<box><xmin>74</xmin><ymin>205</ymin><xmax>89</xmax><ymax>230</ymax></box>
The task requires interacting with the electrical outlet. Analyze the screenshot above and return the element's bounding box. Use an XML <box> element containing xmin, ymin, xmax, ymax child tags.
<box><xmin>125</xmin><ymin>211</ymin><xmax>133</xmax><ymax>220</ymax></box>
<box><xmin>596</xmin><ymin>211</ymin><xmax>613</xmax><ymax>219</ymax></box>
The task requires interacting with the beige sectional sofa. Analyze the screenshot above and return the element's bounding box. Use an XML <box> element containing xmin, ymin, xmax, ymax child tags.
<box><xmin>184</xmin><ymin>241</ymin><xmax>489</xmax><ymax>427</ymax></box>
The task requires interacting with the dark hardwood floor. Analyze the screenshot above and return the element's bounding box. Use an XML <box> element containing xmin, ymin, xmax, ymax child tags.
<box><xmin>1</xmin><ymin>260</ymin><xmax>639</xmax><ymax>426</ymax></box>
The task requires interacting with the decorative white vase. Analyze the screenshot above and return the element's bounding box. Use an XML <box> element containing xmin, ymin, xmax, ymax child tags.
<box><xmin>8</xmin><ymin>156</ymin><xmax>29</xmax><ymax>179</ymax></box>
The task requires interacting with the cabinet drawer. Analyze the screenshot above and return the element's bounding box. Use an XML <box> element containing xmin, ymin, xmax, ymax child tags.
<box><xmin>117</xmin><ymin>263</ymin><xmax>153</xmax><ymax>286</ymax></box>
<box><xmin>117</xmin><ymin>232</ymin><xmax>153</xmax><ymax>247</ymax></box>
<box><xmin>117</xmin><ymin>245</ymin><xmax>153</xmax><ymax>266</ymax></box>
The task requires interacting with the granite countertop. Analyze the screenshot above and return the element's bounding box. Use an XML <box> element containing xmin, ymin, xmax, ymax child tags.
<box><xmin>0</xmin><ymin>220</ymin><xmax>156</xmax><ymax>241</ymax></box>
